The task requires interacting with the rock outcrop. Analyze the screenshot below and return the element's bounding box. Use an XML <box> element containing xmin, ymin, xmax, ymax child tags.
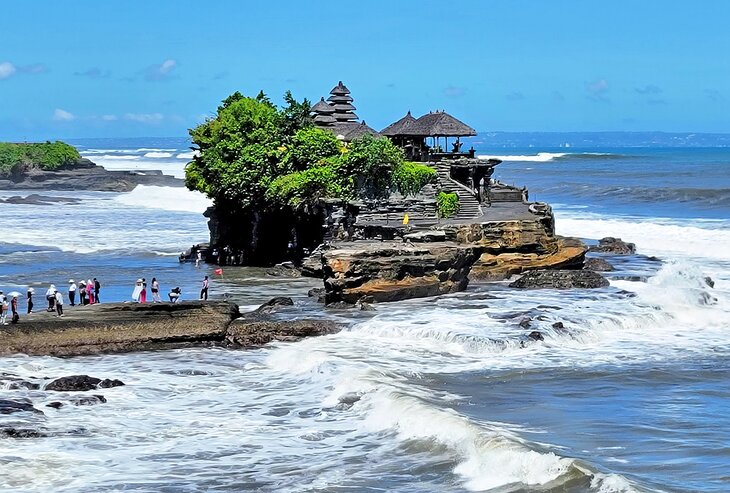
<box><xmin>322</xmin><ymin>241</ymin><xmax>482</xmax><ymax>303</ymax></box>
<box><xmin>0</xmin><ymin>158</ymin><xmax>183</xmax><ymax>192</ymax></box>
<box><xmin>588</xmin><ymin>237</ymin><xmax>636</xmax><ymax>255</ymax></box>
<box><xmin>583</xmin><ymin>257</ymin><xmax>615</xmax><ymax>272</ymax></box>
<box><xmin>0</xmin><ymin>301</ymin><xmax>339</xmax><ymax>357</ymax></box>
<box><xmin>509</xmin><ymin>270</ymin><xmax>610</xmax><ymax>289</ymax></box>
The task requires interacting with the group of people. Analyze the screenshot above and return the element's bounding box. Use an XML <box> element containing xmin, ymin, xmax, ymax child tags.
<box><xmin>35</xmin><ymin>278</ymin><xmax>102</xmax><ymax>317</ymax></box>
<box><xmin>131</xmin><ymin>277</ymin><xmax>190</xmax><ymax>303</ymax></box>
<box><xmin>0</xmin><ymin>292</ymin><xmax>19</xmax><ymax>325</ymax></box>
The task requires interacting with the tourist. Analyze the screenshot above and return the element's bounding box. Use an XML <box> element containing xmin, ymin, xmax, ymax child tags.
<box><xmin>93</xmin><ymin>278</ymin><xmax>101</xmax><ymax>303</ymax></box>
<box><xmin>87</xmin><ymin>279</ymin><xmax>95</xmax><ymax>304</ymax></box>
<box><xmin>132</xmin><ymin>279</ymin><xmax>143</xmax><ymax>302</ymax></box>
<box><xmin>0</xmin><ymin>296</ymin><xmax>7</xmax><ymax>325</ymax></box>
<box><xmin>200</xmin><ymin>275</ymin><xmax>209</xmax><ymax>300</ymax></box>
<box><xmin>26</xmin><ymin>287</ymin><xmax>34</xmax><ymax>314</ymax></box>
<box><xmin>10</xmin><ymin>295</ymin><xmax>19</xmax><ymax>323</ymax></box>
<box><xmin>140</xmin><ymin>278</ymin><xmax>147</xmax><ymax>303</ymax></box>
<box><xmin>196</xmin><ymin>251</ymin><xmax>202</xmax><ymax>268</ymax></box>
<box><xmin>78</xmin><ymin>281</ymin><xmax>87</xmax><ymax>306</ymax></box>
<box><xmin>151</xmin><ymin>277</ymin><xmax>161</xmax><ymax>302</ymax></box>
<box><xmin>169</xmin><ymin>286</ymin><xmax>182</xmax><ymax>303</ymax></box>
<box><xmin>46</xmin><ymin>284</ymin><xmax>56</xmax><ymax>311</ymax></box>
<box><xmin>54</xmin><ymin>289</ymin><xmax>64</xmax><ymax>317</ymax></box>
<box><xmin>68</xmin><ymin>279</ymin><xmax>77</xmax><ymax>306</ymax></box>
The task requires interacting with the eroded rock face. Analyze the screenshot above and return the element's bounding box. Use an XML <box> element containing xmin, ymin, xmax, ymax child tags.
<box><xmin>509</xmin><ymin>270</ymin><xmax>610</xmax><ymax>289</ymax></box>
<box><xmin>322</xmin><ymin>241</ymin><xmax>482</xmax><ymax>304</ymax></box>
<box><xmin>470</xmin><ymin>236</ymin><xmax>587</xmax><ymax>281</ymax></box>
<box><xmin>589</xmin><ymin>237</ymin><xmax>636</xmax><ymax>255</ymax></box>
<box><xmin>227</xmin><ymin>320</ymin><xmax>339</xmax><ymax>346</ymax></box>
<box><xmin>0</xmin><ymin>398</ymin><xmax>43</xmax><ymax>415</ymax></box>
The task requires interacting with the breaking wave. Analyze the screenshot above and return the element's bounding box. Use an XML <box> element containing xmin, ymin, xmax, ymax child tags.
<box><xmin>478</xmin><ymin>152</ymin><xmax>622</xmax><ymax>162</ymax></box>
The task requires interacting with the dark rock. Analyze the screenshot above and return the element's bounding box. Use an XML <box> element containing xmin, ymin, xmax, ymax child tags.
<box><xmin>45</xmin><ymin>375</ymin><xmax>123</xmax><ymax>392</ymax></box>
<box><xmin>255</xmin><ymin>297</ymin><xmax>295</xmax><ymax>312</ymax></box>
<box><xmin>307</xmin><ymin>288</ymin><xmax>325</xmax><ymax>298</ymax></box>
<box><xmin>527</xmin><ymin>331</ymin><xmax>544</xmax><ymax>341</ymax></box>
<box><xmin>0</xmin><ymin>194</ymin><xmax>82</xmax><ymax>205</ymax></box>
<box><xmin>583</xmin><ymin>257</ymin><xmax>615</xmax><ymax>272</ymax></box>
<box><xmin>98</xmin><ymin>379</ymin><xmax>125</xmax><ymax>389</ymax></box>
<box><xmin>588</xmin><ymin>237</ymin><xmax>636</xmax><ymax>255</ymax></box>
<box><xmin>0</xmin><ymin>398</ymin><xmax>43</xmax><ymax>415</ymax></box>
<box><xmin>0</xmin><ymin>427</ymin><xmax>47</xmax><ymax>438</ymax></box>
<box><xmin>509</xmin><ymin>270</ymin><xmax>610</xmax><ymax>289</ymax></box>
<box><xmin>552</xmin><ymin>322</ymin><xmax>565</xmax><ymax>330</ymax></box>
<box><xmin>704</xmin><ymin>276</ymin><xmax>715</xmax><ymax>288</ymax></box>
<box><xmin>46</xmin><ymin>402</ymin><xmax>64</xmax><ymax>409</ymax></box>
<box><xmin>266</xmin><ymin>263</ymin><xmax>301</xmax><ymax>278</ymax></box>
<box><xmin>325</xmin><ymin>301</ymin><xmax>355</xmax><ymax>310</ymax></box>
<box><xmin>0</xmin><ymin>374</ymin><xmax>40</xmax><ymax>390</ymax></box>
<box><xmin>70</xmin><ymin>395</ymin><xmax>107</xmax><ymax>406</ymax></box>
<box><xmin>646</xmin><ymin>256</ymin><xmax>662</xmax><ymax>262</ymax></box>
<box><xmin>519</xmin><ymin>317</ymin><xmax>532</xmax><ymax>329</ymax></box>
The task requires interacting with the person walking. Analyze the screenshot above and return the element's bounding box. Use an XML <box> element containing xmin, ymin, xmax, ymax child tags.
<box><xmin>54</xmin><ymin>289</ymin><xmax>64</xmax><ymax>317</ymax></box>
<box><xmin>0</xmin><ymin>296</ymin><xmax>8</xmax><ymax>325</ymax></box>
<box><xmin>151</xmin><ymin>278</ymin><xmax>161</xmax><ymax>302</ymax></box>
<box><xmin>93</xmin><ymin>278</ymin><xmax>101</xmax><ymax>304</ymax></box>
<box><xmin>10</xmin><ymin>295</ymin><xmax>19</xmax><ymax>324</ymax></box>
<box><xmin>26</xmin><ymin>287</ymin><xmax>34</xmax><ymax>314</ymax></box>
<box><xmin>169</xmin><ymin>286</ymin><xmax>182</xmax><ymax>303</ymax></box>
<box><xmin>200</xmin><ymin>275</ymin><xmax>209</xmax><ymax>300</ymax></box>
<box><xmin>68</xmin><ymin>279</ymin><xmax>77</xmax><ymax>306</ymax></box>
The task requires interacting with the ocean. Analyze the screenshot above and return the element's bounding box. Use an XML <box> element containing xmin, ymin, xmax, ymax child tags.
<box><xmin>1</xmin><ymin>135</ymin><xmax>728</xmax><ymax>492</ymax></box>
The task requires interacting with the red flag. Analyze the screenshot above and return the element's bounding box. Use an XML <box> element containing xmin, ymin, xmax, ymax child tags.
<box><xmin>214</xmin><ymin>268</ymin><xmax>223</xmax><ymax>275</ymax></box>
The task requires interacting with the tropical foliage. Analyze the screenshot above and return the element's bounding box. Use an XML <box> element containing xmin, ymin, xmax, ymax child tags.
<box><xmin>185</xmin><ymin>90</ymin><xmax>431</xmax><ymax>211</ymax></box>
<box><xmin>437</xmin><ymin>191</ymin><xmax>460</xmax><ymax>218</ymax></box>
<box><xmin>0</xmin><ymin>141</ymin><xmax>81</xmax><ymax>176</ymax></box>
<box><xmin>392</xmin><ymin>161</ymin><xmax>436</xmax><ymax>197</ymax></box>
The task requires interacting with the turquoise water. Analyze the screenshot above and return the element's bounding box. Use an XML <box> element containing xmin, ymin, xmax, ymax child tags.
<box><xmin>0</xmin><ymin>137</ymin><xmax>728</xmax><ymax>492</ymax></box>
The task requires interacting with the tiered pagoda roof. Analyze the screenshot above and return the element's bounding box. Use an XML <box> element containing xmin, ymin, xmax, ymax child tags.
<box><xmin>312</xmin><ymin>81</ymin><xmax>375</xmax><ymax>140</ymax></box>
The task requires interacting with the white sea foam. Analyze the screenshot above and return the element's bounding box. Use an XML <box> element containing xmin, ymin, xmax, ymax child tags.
<box><xmin>113</xmin><ymin>185</ymin><xmax>212</xmax><ymax>214</ymax></box>
<box><xmin>360</xmin><ymin>389</ymin><xmax>577</xmax><ymax>490</ymax></box>
<box><xmin>478</xmin><ymin>152</ymin><xmax>567</xmax><ymax>162</ymax></box>
<box><xmin>88</xmin><ymin>154</ymin><xmax>141</xmax><ymax>160</ymax></box>
<box><xmin>176</xmin><ymin>151</ymin><xmax>198</xmax><ymax>159</ymax></box>
<box><xmin>142</xmin><ymin>151</ymin><xmax>174</xmax><ymax>158</ymax></box>
<box><xmin>556</xmin><ymin>211</ymin><xmax>730</xmax><ymax>261</ymax></box>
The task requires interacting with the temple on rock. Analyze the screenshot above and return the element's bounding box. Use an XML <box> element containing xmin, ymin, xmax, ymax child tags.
<box><xmin>311</xmin><ymin>81</ymin><xmax>529</xmax><ymax>223</ymax></box>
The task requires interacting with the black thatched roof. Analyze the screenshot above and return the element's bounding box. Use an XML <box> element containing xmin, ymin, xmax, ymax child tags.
<box><xmin>380</xmin><ymin>110</ymin><xmax>417</xmax><ymax>136</ymax></box>
<box><xmin>334</xmin><ymin>111</ymin><xmax>358</xmax><ymax>122</ymax></box>
<box><xmin>314</xmin><ymin>113</ymin><xmax>337</xmax><ymax>125</ymax></box>
<box><xmin>332</xmin><ymin>121</ymin><xmax>380</xmax><ymax>141</ymax></box>
<box><xmin>330</xmin><ymin>81</ymin><xmax>350</xmax><ymax>96</ymax></box>
<box><xmin>311</xmin><ymin>97</ymin><xmax>335</xmax><ymax>114</ymax></box>
<box><xmin>331</xmin><ymin>102</ymin><xmax>357</xmax><ymax>112</ymax></box>
<box><xmin>327</xmin><ymin>93</ymin><xmax>354</xmax><ymax>104</ymax></box>
<box><xmin>404</xmin><ymin>111</ymin><xmax>477</xmax><ymax>137</ymax></box>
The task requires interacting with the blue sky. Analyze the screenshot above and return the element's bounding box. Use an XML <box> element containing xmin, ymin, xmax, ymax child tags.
<box><xmin>1</xmin><ymin>0</ymin><xmax>729</xmax><ymax>140</ymax></box>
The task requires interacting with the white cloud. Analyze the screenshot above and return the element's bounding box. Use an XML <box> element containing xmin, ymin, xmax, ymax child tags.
<box><xmin>101</xmin><ymin>114</ymin><xmax>118</xmax><ymax>121</ymax></box>
<box><xmin>0</xmin><ymin>62</ymin><xmax>17</xmax><ymax>80</ymax></box>
<box><xmin>53</xmin><ymin>108</ymin><xmax>75</xmax><ymax>121</ymax></box>
<box><xmin>145</xmin><ymin>59</ymin><xmax>177</xmax><ymax>81</ymax></box>
<box><xmin>124</xmin><ymin>113</ymin><xmax>164</xmax><ymax>123</ymax></box>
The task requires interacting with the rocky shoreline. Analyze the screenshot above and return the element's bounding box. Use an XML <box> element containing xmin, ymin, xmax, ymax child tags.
<box><xmin>0</xmin><ymin>301</ymin><xmax>339</xmax><ymax>357</ymax></box>
<box><xmin>0</xmin><ymin>158</ymin><xmax>184</xmax><ymax>192</ymax></box>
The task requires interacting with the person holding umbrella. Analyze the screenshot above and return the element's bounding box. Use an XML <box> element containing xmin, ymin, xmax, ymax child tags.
<box><xmin>26</xmin><ymin>287</ymin><xmax>34</xmax><ymax>314</ymax></box>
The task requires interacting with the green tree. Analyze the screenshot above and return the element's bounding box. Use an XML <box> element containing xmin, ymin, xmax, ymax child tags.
<box><xmin>341</xmin><ymin>135</ymin><xmax>404</xmax><ymax>199</ymax></box>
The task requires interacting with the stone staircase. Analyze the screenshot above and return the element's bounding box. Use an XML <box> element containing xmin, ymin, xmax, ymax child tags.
<box><xmin>435</xmin><ymin>162</ymin><xmax>482</xmax><ymax>219</ymax></box>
